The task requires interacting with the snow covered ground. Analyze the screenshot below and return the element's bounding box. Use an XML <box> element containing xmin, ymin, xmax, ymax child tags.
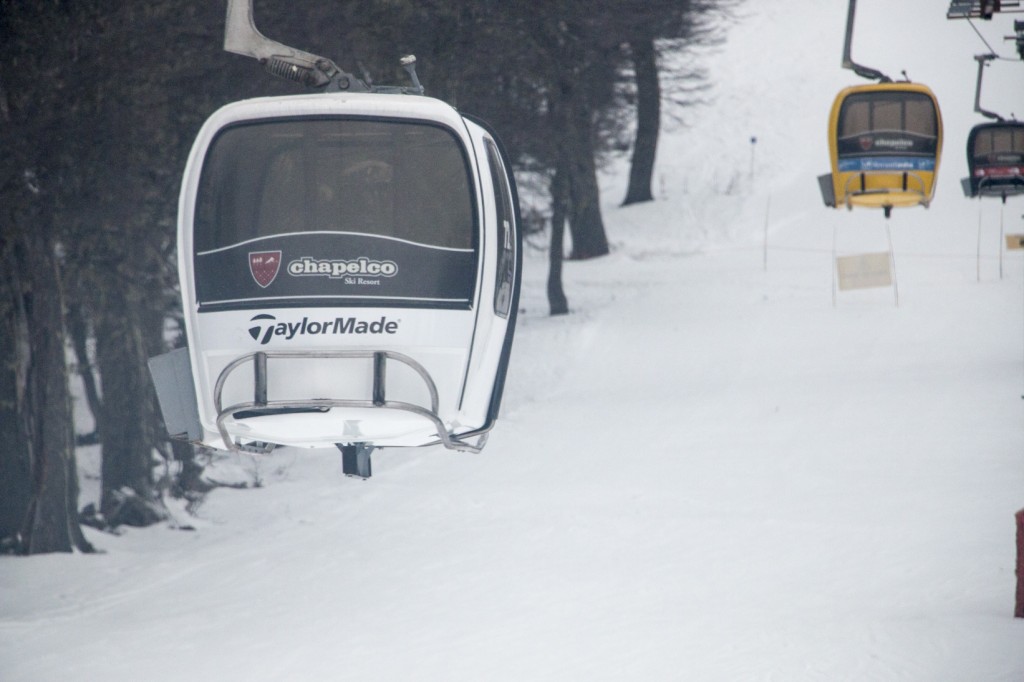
<box><xmin>3</xmin><ymin>0</ymin><xmax>1024</xmax><ymax>679</ymax></box>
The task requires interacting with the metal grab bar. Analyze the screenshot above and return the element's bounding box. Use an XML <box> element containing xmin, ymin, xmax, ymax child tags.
<box><xmin>842</xmin><ymin>170</ymin><xmax>928</xmax><ymax>196</ymax></box>
<box><xmin>976</xmin><ymin>173</ymin><xmax>1024</xmax><ymax>196</ymax></box>
<box><xmin>842</xmin><ymin>170</ymin><xmax>931</xmax><ymax>209</ymax></box>
<box><xmin>212</xmin><ymin>350</ymin><xmax>487</xmax><ymax>454</ymax></box>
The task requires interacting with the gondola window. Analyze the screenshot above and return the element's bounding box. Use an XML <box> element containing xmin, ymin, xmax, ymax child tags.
<box><xmin>190</xmin><ymin>118</ymin><xmax>480</xmax><ymax>312</ymax></box>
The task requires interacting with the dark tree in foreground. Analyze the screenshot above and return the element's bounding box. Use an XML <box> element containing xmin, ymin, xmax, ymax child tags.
<box><xmin>0</xmin><ymin>0</ymin><xmax>742</xmax><ymax>549</ymax></box>
<box><xmin>0</xmin><ymin>216</ymin><xmax>94</xmax><ymax>554</ymax></box>
<box><xmin>0</xmin><ymin>158</ymin><xmax>93</xmax><ymax>554</ymax></box>
<box><xmin>56</xmin><ymin>2</ymin><xmax>272</xmax><ymax>526</ymax></box>
<box><xmin>0</xmin><ymin>226</ymin><xmax>34</xmax><ymax>551</ymax></box>
<box><xmin>0</xmin><ymin>3</ymin><xmax>94</xmax><ymax>554</ymax></box>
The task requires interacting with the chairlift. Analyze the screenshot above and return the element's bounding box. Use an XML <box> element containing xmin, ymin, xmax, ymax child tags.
<box><xmin>149</xmin><ymin>0</ymin><xmax>522</xmax><ymax>477</ymax></box>
<box><xmin>961</xmin><ymin>55</ymin><xmax>1024</xmax><ymax>200</ymax></box>
<box><xmin>818</xmin><ymin>0</ymin><xmax>943</xmax><ymax>217</ymax></box>
<box><xmin>964</xmin><ymin>120</ymin><xmax>1024</xmax><ymax>199</ymax></box>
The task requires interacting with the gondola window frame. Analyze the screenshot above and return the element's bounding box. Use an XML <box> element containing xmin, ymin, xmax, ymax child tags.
<box><xmin>484</xmin><ymin>137</ymin><xmax>516</xmax><ymax>319</ymax></box>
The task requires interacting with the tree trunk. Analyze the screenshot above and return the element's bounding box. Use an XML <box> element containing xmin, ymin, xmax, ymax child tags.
<box><xmin>0</xmin><ymin>235</ymin><xmax>34</xmax><ymax>551</ymax></box>
<box><xmin>559</xmin><ymin>79</ymin><xmax>609</xmax><ymax>261</ymax></box>
<box><xmin>622</xmin><ymin>35</ymin><xmax>660</xmax><ymax>206</ymax></box>
<box><xmin>24</xmin><ymin>224</ymin><xmax>93</xmax><ymax>554</ymax></box>
<box><xmin>95</xmin><ymin>286</ymin><xmax>165</xmax><ymax>527</ymax></box>
<box><xmin>547</xmin><ymin>162</ymin><xmax>570</xmax><ymax>316</ymax></box>
<box><xmin>0</xmin><ymin>205</ymin><xmax>93</xmax><ymax>554</ymax></box>
<box><xmin>67</xmin><ymin>303</ymin><xmax>103</xmax><ymax>442</ymax></box>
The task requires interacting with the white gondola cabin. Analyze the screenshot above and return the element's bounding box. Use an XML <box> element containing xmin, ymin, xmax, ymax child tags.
<box><xmin>151</xmin><ymin>92</ymin><xmax>521</xmax><ymax>471</ymax></box>
<box><xmin>149</xmin><ymin>0</ymin><xmax>521</xmax><ymax>477</ymax></box>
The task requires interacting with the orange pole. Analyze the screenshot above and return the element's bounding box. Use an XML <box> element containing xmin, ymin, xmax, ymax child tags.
<box><xmin>1016</xmin><ymin>508</ymin><xmax>1024</xmax><ymax>618</ymax></box>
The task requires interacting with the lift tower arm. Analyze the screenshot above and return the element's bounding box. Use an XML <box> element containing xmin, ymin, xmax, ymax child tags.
<box><xmin>972</xmin><ymin>54</ymin><xmax>1005</xmax><ymax>121</ymax></box>
<box><xmin>842</xmin><ymin>0</ymin><xmax>891</xmax><ymax>82</ymax></box>
<box><xmin>224</xmin><ymin>0</ymin><xmax>369</xmax><ymax>91</ymax></box>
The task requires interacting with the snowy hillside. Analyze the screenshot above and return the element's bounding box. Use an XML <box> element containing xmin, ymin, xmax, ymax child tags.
<box><xmin>3</xmin><ymin>0</ymin><xmax>1024</xmax><ymax>680</ymax></box>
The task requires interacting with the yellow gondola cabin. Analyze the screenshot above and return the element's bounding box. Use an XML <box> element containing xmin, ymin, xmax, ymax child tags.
<box><xmin>819</xmin><ymin>82</ymin><xmax>943</xmax><ymax>215</ymax></box>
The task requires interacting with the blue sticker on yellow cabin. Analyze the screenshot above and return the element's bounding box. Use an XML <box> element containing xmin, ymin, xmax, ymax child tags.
<box><xmin>838</xmin><ymin>157</ymin><xmax>936</xmax><ymax>172</ymax></box>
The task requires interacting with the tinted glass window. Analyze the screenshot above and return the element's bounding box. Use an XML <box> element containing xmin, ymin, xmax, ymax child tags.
<box><xmin>195</xmin><ymin>118</ymin><xmax>475</xmax><ymax>253</ymax></box>
<box><xmin>836</xmin><ymin>91</ymin><xmax>939</xmax><ymax>165</ymax></box>
<box><xmin>972</xmin><ymin>125</ymin><xmax>1024</xmax><ymax>161</ymax></box>
<box><xmin>838</xmin><ymin>92</ymin><xmax>938</xmax><ymax>138</ymax></box>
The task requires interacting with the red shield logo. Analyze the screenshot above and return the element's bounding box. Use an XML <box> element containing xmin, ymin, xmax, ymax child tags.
<box><xmin>858</xmin><ymin>136</ymin><xmax>874</xmax><ymax>151</ymax></box>
<box><xmin>249</xmin><ymin>251</ymin><xmax>282</xmax><ymax>288</ymax></box>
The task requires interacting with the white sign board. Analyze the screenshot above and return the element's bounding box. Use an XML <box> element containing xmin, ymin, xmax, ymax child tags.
<box><xmin>835</xmin><ymin>252</ymin><xmax>893</xmax><ymax>291</ymax></box>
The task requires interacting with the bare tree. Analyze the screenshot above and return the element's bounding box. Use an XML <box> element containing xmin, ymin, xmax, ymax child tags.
<box><xmin>621</xmin><ymin>0</ymin><xmax>735</xmax><ymax>207</ymax></box>
<box><xmin>622</xmin><ymin>33</ymin><xmax>660</xmax><ymax>206</ymax></box>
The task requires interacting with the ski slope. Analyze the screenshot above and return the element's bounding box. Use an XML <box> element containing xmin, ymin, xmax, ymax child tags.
<box><xmin>2</xmin><ymin>0</ymin><xmax>1024</xmax><ymax>679</ymax></box>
